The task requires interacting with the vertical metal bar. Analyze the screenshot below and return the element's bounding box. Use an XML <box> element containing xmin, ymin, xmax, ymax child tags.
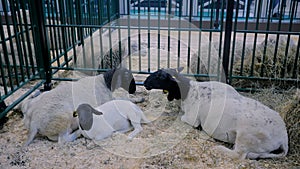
<box><xmin>147</xmin><ymin>0</ymin><xmax>151</xmax><ymax>72</ymax></box>
<box><xmin>107</xmin><ymin>0</ymin><xmax>113</xmax><ymax>68</ymax></box>
<box><xmin>260</xmin><ymin>0</ymin><xmax>273</xmax><ymax>77</ymax></box>
<box><xmin>187</xmin><ymin>0</ymin><xmax>193</xmax><ymax>74</ymax></box>
<box><xmin>87</xmin><ymin>0</ymin><xmax>95</xmax><ymax>69</ymax></box>
<box><xmin>50</xmin><ymin>0</ymin><xmax>60</xmax><ymax>65</ymax></box>
<box><xmin>157</xmin><ymin>0</ymin><xmax>161</xmax><ymax>70</ymax></box>
<box><xmin>68</xmin><ymin>0</ymin><xmax>77</xmax><ymax>63</ymax></box>
<box><xmin>197</xmin><ymin>0</ymin><xmax>203</xmax><ymax>75</ymax></box>
<box><xmin>58</xmin><ymin>0</ymin><xmax>69</xmax><ymax>67</ymax></box>
<box><xmin>214</xmin><ymin>0</ymin><xmax>220</xmax><ymax>29</ymax></box>
<box><xmin>281</xmin><ymin>0</ymin><xmax>297</xmax><ymax>78</ymax></box>
<box><xmin>31</xmin><ymin>0</ymin><xmax>52</xmax><ymax>90</ymax></box>
<box><xmin>273</xmin><ymin>0</ymin><xmax>286</xmax><ymax>75</ymax></box>
<box><xmin>127</xmin><ymin>0</ymin><xmax>132</xmax><ymax>70</ymax></box>
<box><xmin>46</xmin><ymin>0</ymin><xmax>55</xmax><ymax>60</ymax></box>
<box><xmin>217</xmin><ymin>0</ymin><xmax>224</xmax><ymax>81</ymax></box>
<box><xmin>240</xmin><ymin>0</ymin><xmax>252</xmax><ymax>76</ymax></box>
<box><xmin>292</xmin><ymin>35</ymin><xmax>300</xmax><ymax>79</ymax></box>
<box><xmin>76</xmin><ymin>0</ymin><xmax>84</xmax><ymax>47</ymax></box>
<box><xmin>116</xmin><ymin>0</ymin><xmax>122</xmax><ymax>69</ymax></box>
<box><xmin>221</xmin><ymin>0</ymin><xmax>234</xmax><ymax>83</ymax></box>
<box><xmin>0</xmin><ymin>53</ymin><xmax>8</xmax><ymax>95</ymax></box>
<box><xmin>53</xmin><ymin>0</ymin><xmax>63</xmax><ymax>58</ymax></box>
<box><xmin>167</xmin><ymin>0</ymin><xmax>171</xmax><ymax>68</ymax></box>
<box><xmin>138</xmin><ymin>0</ymin><xmax>142</xmax><ymax>71</ymax></box>
<box><xmin>207</xmin><ymin>1</ymin><xmax>215</xmax><ymax>75</ymax></box>
<box><xmin>250</xmin><ymin>0</ymin><xmax>262</xmax><ymax>77</ymax></box>
<box><xmin>229</xmin><ymin>0</ymin><xmax>240</xmax><ymax>84</ymax></box>
<box><xmin>177</xmin><ymin>0</ymin><xmax>182</xmax><ymax>69</ymax></box>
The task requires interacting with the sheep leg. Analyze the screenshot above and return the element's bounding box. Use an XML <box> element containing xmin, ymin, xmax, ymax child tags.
<box><xmin>59</xmin><ymin>128</ymin><xmax>81</xmax><ymax>143</ymax></box>
<box><xmin>247</xmin><ymin>151</ymin><xmax>286</xmax><ymax>159</ymax></box>
<box><xmin>127</xmin><ymin>122</ymin><xmax>143</xmax><ymax>140</ymax></box>
<box><xmin>213</xmin><ymin>145</ymin><xmax>247</xmax><ymax>159</ymax></box>
<box><xmin>24</xmin><ymin>127</ymin><xmax>38</xmax><ymax>146</ymax></box>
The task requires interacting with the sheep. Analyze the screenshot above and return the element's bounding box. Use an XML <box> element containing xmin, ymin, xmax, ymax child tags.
<box><xmin>19</xmin><ymin>67</ymin><xmax>137</xmax><ymax>146</ymax></box>
<box><xmin>143</xmin><ymin>67</ymin><xmax>288</xmax><ymax>160</ymax></box>
<box><xmin>71</xmin><ymin>100</ymin><xmax>150</xmax><ymax>141</ymax></box>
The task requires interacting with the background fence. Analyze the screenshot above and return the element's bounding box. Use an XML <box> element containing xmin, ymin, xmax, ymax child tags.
<box><xmin>0</xmin><ymin>0</ymin><xmax>299</xmax><ymax>119</ymax></box>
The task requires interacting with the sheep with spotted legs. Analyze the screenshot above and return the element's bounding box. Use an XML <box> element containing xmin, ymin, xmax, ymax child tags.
<box><xmin>143</xmin><ymin>67</ymin><xmax>288</xmax><ymax>159</ymax></box>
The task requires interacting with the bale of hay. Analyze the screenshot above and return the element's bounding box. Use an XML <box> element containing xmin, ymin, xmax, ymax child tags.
<box><xmin>190</xmin><ymin>40</ymin><xmax>253</xmax><ymax>81</ymax></box>
<box><xmin>190</xmin><ymin>41</ymin><xmax>220</xmax><ymax>81</ymax></box>
<box><xmin>280</xmin><ymin>89</ymin><xmax>300</xmax><ymax>157</ymax></box>
<box><xmin>232</xmin><ymin>36</ymin><xmax>299</xmax><ymax>89</ymax></box>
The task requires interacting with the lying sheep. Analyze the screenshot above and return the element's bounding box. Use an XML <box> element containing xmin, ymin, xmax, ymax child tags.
<box><xmin>71</xmin><ymin>100</ymin><xmax>150</xmax><ymax>141</ymax></box>
<box><xmin>143</xmin><ymin>67</ymin><xmax>288</xmax><ymax>159</ymax></box>
<box><xmin>19</xmin><ymin>67</ymin><xmax>137</xmax><ymax>146</ymax></box>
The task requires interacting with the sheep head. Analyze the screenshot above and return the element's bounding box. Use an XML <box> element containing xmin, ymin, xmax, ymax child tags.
<box><xmin>74</xmin><ymin>103</ymin><xmax>103</xmax><ymax>131</ymax></box>
<box><xmin>104</xmin><ymin>67</ymin><xmax>136</xmax><ymax>94</ymax></box>
<box><xmin>143</xmin><ymin>68</ymin><xmax>184</xmax><ymax>101</ymax></box>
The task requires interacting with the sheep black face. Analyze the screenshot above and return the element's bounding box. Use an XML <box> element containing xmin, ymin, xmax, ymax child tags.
<box><xmin>143</xmin><ymin>69</ymin><xmax>181</xmax><ymax>101</ymax></box>
<box><xmin>105</xmin><ymin>67</ymin><xmax>136</xmax><ymax>94</ymax></box>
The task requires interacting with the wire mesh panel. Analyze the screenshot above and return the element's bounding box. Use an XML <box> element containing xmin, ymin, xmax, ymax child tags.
<box><xmin>0</xmin><ymin>0</ymin><xmax>44</xmax><ymax>118</ymax></box>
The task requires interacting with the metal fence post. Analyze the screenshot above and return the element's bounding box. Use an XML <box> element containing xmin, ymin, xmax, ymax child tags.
<box><xmin>30</xmin><ymin>0</ymin><xmax>52</xmax><ymax>90</ymax></box>
<box><xmin>221</xmin><ymin>0</ymin><xmax>234</xmax><ymax>83</ymax></box>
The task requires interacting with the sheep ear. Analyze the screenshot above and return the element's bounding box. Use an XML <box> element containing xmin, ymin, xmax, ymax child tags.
<box><xmin>177</xmin><ymin>67</ymin><xmax>184</xmax><ymax>73</ymax></box>
<box><xmin>93</xmin><ymin>109</ymin><xmax>103</xmax><ymax>115</ymax></box>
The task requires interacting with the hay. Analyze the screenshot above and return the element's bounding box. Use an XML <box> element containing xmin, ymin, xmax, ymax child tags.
<box><xmin>280</xmin><ymin>89</ymin><xmax>300</xmax><ymax>158</ymax></box>
<box><xmin>232</xmin><ymin>36</ymin><xmax>299</xmax><ymax>89</ymax></box>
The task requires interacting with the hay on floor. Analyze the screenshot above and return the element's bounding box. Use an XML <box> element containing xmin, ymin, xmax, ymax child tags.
<box><xmin>280</xmin><ymin>89</ymin><xmax>300</xmax><ymax>157</ymax></box>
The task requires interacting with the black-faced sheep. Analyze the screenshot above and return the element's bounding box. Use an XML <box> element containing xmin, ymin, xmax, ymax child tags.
<box><xmin>19</xmin><ymin>67</ymin><xmax>137</xmax><ymax>146</ymax></box>
<box><xmin>71</xmin><ymin>100</ymin><xmax>150</xmax><ymax>141</ymax></box>
<box><xmin>143</xmin><ymin>67</ymin><xmax>288</xmax><ymax>159</ymax></box>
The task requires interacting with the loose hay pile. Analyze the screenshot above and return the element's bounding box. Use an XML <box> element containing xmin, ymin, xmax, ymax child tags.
<box><xmin>280</xmin><ymin>89</ymin><xmax>300</xmax><ymax>158</ymax></box>
<box><xmin>232</xmin><ymin>36</ymin><xmax>299</xmax><ymax>89</ymax></box>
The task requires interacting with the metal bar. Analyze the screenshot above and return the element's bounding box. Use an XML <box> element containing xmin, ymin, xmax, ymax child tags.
<box><xmin>157</xmin><ymin>0</ymin><xmax>161</xmax><ymax>70</ymax></box>
<box><xmin>187</xmin><ymin>0</ymin><xmax>193</xmax><ymax>74</ymax></box>
<box><xmin>167</xmin><ymin>0</ymin><xmax>171</xmax><ymax>68</ymax></box>
<box><xmin>229</xmin><ymin>0</ymin><xmax>240</xmax><ymax>84</ymax></box>
<box><xmin>292</xmin><ymin>34</ymin><xmax>300</xmax><ymax>78</ymax></box>
<box><xmin>273</xmin><ymin>0</ymin><xmax>286</xmax><ymax>76</ymax></box>
<box><xmin>281</xmin><ymin>0</ymin><xmax>297</xmax><ymax>78</ymax></box>
<box><xmin>207</xmin><ymin>1</ymin><xmax>215</xmax><ymax>75</ymax></box>
<box><xmin>240</xmin><ymin>0</ymin><xmax>252</xmax><ymax>76</ymax></box>
<box><xmin>217</xmin><ymin>0</ymin><xmax>224</xmax><ymax>81</ymax></box>
<box><xmin>32</xmin><ymin>0</ymin><xmax>52</xmax><ymax>90</ymax></box>
<box><xmin>127</xmin><ymin>0</ymin><xmax>132</xmax><ymax>70</ymax></box>
<box><xmin>250</xmin><ymin>0</ymin><xmax>262</xmax><ymax>77</ymax></box>
<box><xmin>221</xmin><ymin>0</ymin><xmax>234</xmax><ymax>83</ymax></box>
<box><xmin>147</xmin><ymin>0</ymin><xmax>150</xmax><ymax>72</ymax></box>
<box><xmin>177</xmin><ymin>0</ymin><xmax>182</xmax><ymax>69</ymax></box>
<box><xmin>260</xmin><ymin>0</ymin><xmax>273</xmax><ymax>77</ymax></box>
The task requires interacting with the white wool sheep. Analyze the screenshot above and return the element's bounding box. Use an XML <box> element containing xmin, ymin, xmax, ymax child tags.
<box><xmin>143</xmin><ymin>68</ymin><xmax>288</xmax><ymax>159</ymax></box>
<box><xmin>19</xmin><ymin>68</ymin><xmax>137</xmax><ymax>146</ymax></box>
<box><xmin>71</xmin><ymin>100</ymin><xmax>150</xmax><ymax>141</ymax></box>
